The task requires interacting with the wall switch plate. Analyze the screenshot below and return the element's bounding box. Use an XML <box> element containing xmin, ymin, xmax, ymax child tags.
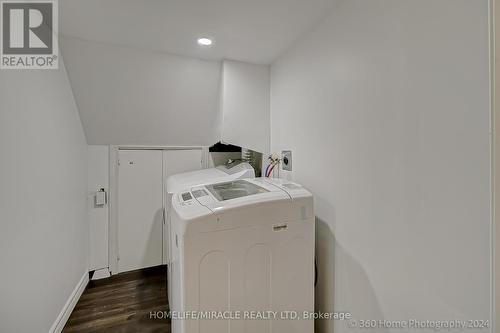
<box><xmin>282</xmin><ymin>150</ymin><xmax>292</xmax><ymax>171</ymax></box>
<box><xmin>95</xmin><ymin>189</ymin><xmax>107</xmax><ymax>206</ymax></box>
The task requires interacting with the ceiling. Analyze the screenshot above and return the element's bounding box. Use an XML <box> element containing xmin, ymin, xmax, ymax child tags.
<box><xmin>60</xmin><ymin>0</ymin><xmax>336</xmax><ymax>64</ymax></box>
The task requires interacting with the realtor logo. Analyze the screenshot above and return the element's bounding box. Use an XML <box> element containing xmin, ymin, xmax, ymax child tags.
<box><xmin>1</xmin><ymin>0</ymin><xmax>58</xmax><ymax>69</ymax></box>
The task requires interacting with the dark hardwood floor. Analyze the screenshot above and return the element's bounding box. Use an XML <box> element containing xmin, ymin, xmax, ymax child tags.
<box><xmin>63</xmin><ymin>265</ymin><xmax>170</xmax><ymax>333</ymax></box>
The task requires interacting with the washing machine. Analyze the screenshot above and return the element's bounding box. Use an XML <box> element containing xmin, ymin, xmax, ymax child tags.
<box><xmin>164</xmin><ymin>162</ymin><xmax>255</xmax><ymax>304</ymax></box>
<box><xmin>170</xmin><ymin>178</ymin><xmax>314</xmax><ymax>333</ymax></box>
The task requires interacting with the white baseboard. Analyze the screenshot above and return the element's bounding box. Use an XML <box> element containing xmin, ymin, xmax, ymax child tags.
<box><xmin>49</xmin><ymin>271</ymin><xmax>89</xmax><ymax>333</ymax></box>
<box><xmin>91</xmin><ymin>267</ymin><xmax>111</xmax><ymax>280</ymax></box>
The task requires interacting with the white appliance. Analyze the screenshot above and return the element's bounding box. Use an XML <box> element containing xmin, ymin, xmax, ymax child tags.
<box><xmin>170</xmin><ymin>178</ymin><xmax>314</xmax><ymax>333</ymax></box>
<box><xmin>165</xmin><ymin>162</ymin><xmax>255</xmax><ymax>304</ymax></box>
<box><xmin>166</xmin><ymin>162</ymin><xmax>255</xmax><ymax>196</ymax></box>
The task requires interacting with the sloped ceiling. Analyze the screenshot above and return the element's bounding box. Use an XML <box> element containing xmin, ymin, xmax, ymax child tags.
<box><xmin>61</xmin><ymin>36</ymin><xmax>222</xmax><ymax>145</ymax></box>
<box><xmin>59</xmin><ymin>0</ymin><xmax>336</xmax><ymax>146</ymax></box>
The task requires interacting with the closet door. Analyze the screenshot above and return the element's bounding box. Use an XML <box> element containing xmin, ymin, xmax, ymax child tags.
<box><xmin>118</xmin><ymin>150</ymin><xmax>163</xmax><ymax>273</ymax></box>
<box><xmin>163</xmin><ymin>149</ymin><xmax>203</xmax><ymax>176</ymax></box>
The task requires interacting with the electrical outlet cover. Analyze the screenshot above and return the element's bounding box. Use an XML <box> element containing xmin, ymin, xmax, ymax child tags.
<box><xmin>282</xmin><ymin>151</ymin><xmax>292</xmax><ymax>171</ymax></box>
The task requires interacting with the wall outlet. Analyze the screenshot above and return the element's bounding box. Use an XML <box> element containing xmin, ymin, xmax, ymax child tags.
<box><xmin>282</xmin><ymin>150</ymin><xmax>292</xmax><ymax>171</ymax></box>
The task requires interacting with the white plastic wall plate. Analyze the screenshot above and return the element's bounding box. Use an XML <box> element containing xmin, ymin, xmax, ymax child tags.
<box><xmin>95</xmin><ymin>191</ymin><xmax>107</xmax><ymax>206</ymax></box>
<box><xmin>282</xmin><ymin>150</ymin><xmax>292</xmax><ymax>171</ymax></box>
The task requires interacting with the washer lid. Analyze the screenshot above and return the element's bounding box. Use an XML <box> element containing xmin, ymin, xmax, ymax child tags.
<box><xmin>192</xmin><ymin>179</ymin><xmax>290</xmax><ymax>212</ymax></box>
<box><xmin>205</xmin><ymin>180</ymin><xmax>269</xmax><ymax>201</ymax></box>
<box><xmin>166</xmin><ymin>162</ymin><xmax>255</xmax><ymax>194</ymax></box>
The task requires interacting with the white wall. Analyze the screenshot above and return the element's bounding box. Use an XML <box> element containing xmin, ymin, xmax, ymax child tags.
<box><xmin>221</xmin><ymin>60</ymin><xmax>270</xmax><ymax>153</ymax></box>
<box><xmin>496</xmin><ymin>0</ymin><xmax>500</xmax><ymax>326</ymax></box>
<box><xmin>87</xmin><ymin>145</ymin><xmax>109</xmax><ymax>271</ymax></box>
<box><xmin>61</xmin><ymin>36</ymin><xmax>222</xmax><ymax>146</ymax></box>
<box><xmin>270</xmin><ymin>1</ymin><xmax>491</xmax><ymax>332</ymax></box>
<box><xmin>0</xmin><ymin>58</ymin><xmax>88</xmax><ymax>332</ymax></box>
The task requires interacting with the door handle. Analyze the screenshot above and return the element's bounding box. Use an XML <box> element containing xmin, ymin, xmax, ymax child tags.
<box><xmin>273</xmin><ymin>224</ymin><xmax>287</xmax><ymax>232</ymax></box>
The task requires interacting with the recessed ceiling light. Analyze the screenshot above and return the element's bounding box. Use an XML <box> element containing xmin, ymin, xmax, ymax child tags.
<box><xmin>197</xmin><ymin>37</ymin><xmax>213</xmax><ymax>46</ymax></box>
